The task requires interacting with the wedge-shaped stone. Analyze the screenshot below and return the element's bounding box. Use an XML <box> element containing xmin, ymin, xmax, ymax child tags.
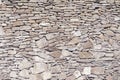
<box><xmin>19</xmin><ymin>69</ymin><xmax>30</xmax><ymax>78</ymax></box>
<box><xmin>83</xmin><ymin>40</ymin><xmax>93</xmax><ymax>49</ymax></box>
<box><xmin>36</xmin><ymin>37</ymin><xmax>48</xmax><ymax>48</ymax></box>
<box><xmin>68</xmin><ymin>37</ymin><xmax>80</xmax><ymax>45</ymax></box>
<box><xmin>50</xmin><ymin>51</ymin><xmax>61</xmax><ymax>58</ymax></box>
<box><xmin>79</xmin><ymin>51</ymin><xmax>94</xmax><ymax>59</ymax></box>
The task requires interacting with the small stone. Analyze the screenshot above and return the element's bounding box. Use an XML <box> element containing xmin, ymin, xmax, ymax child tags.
<box><xmin>50</xmin><ymin>51</ymin><xmax>61</xmax><ymax>58</ymax></box>
<box><xmin>18</xmin><ymin>59</ymin><xmax>32</xmax><ymax>69</ymax></box>
<box><xmin>20</xmin><ymin>26</ymin><xmax>31</xmax><ymax>30</ymax></box>
<box><xmin>0</xmin><ymin>27</ymin><xmax>5</xmax><ymax>35</ymax></box>
<box><xmin>91</xmin><ymin>67</ymin><xmax>104</xmax><ymax>74</ymax></box>
<box><xmin>46</xmin><ymin>33</ymin><xmax>57</xmax><ymax>40</ymax></box>
<box><xmin>8</xmin><ymin>50</ymin><xmax>16</xmax><ymax>55</ymax></box>
<box><xmin>72</xmin><ymin>31</ymin><xmax>81</xmax><ymax>36</ymax></box>
<box><xmin>10</xmin><ymin>71</ymin><xmax>18</xmax><ymax>78</ymax></box>
<box><xmin>70</xmin><ymin>18</ymin><xmax>79</xmax><ymax>22</ymax></box>
<box><xmin>82</xmin><ymin>67</ymin><xmax>91</xmax><ymax>75</ymax></box>
<box><xmin>66</xmin><ymin>75</ymin><xmax>75</xmax><ymax>80</ymax></box>
<box><xmin>94</xmin><ymin>44</ymin><xmax>102</xmax><ymax>50</ymax></box>
<box><xmin>106</xmin><ymin>75</ymin><xmax>113</xmax><ymax>80</ymax></box>
<box><xmin>42</xmin><ymin>71</ymin><xmax>52</xmax><ymax>80</ymax></box>
<box><xmin>36</xmin><ymin>37</ymin><xmax>48</xmax><ymax>48</ymax></box>
<box><xmin>83</xmin><ymin>40</ymin><xmax>93</xmax><ymax>49</ymax></box>
<box><xmin>68</xmin><ymin>37</ymin><xmax>80</xmax><ymax>45</ymax></box>
<box><xmin>79</xmin><ymin>51</ymin><xmax>94</xmax><ymax>59</ymax></box>
<box><xmin>61</xmin><ymin>49</ymin><xmax>72</xmax><ymax>57</ymax></box>
<box><xmin>19</xmin><ymin>69</ymin><xmax>30</xmax><ymax>78</ymax></box>
<box><xmin>39</xmin><ymin>22</ymin><xmax>50</xmax><ymax>27</ymax></box>
<box><xmin>73</xmin><ymin>70</ymin><xmax>81</xmax><ymax>78</ymax></box>
<box><xmin>31</xmin><ymin>63</ymin><xmax>47</xmax><ymax>74</ymax></box>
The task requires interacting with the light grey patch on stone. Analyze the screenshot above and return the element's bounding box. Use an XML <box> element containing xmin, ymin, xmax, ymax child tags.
<box><xmin>0</xmin><ymin>27</ymin><xmax>5</xmax><ymax>35</ymax></box>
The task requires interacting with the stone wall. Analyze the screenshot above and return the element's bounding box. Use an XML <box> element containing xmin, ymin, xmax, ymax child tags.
<box><xmin>0</xmin><ymin>0</ymin><xmax>120</xmax><ymax>80</ymax></box>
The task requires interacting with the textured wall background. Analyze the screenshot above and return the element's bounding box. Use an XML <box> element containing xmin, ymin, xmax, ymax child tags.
<box><xmin>0</xmin><ymin>0</ymin><xmax>120</xmax><ymax>80</ymax></box>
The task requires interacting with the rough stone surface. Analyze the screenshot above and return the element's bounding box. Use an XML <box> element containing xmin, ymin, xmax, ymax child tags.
<box><xmin>0</xmin><ymin>0</ymin><xmax>120</xmax><ymax>80</ymax></box>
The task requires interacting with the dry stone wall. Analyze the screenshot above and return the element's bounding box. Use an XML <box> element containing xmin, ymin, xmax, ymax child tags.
<box><xmin>0</xmin><ymin>0</ymin><xmax>120</xmax><ymax>80</ymax></box>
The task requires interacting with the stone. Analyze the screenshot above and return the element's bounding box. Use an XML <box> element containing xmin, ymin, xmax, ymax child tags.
<box><xmin>66</xmin><ymin>75</ymin><xmax>75</xmax><ymax>80</ymax></box>
<box><xmin>82</xmin><ymin>67</ymin><xmax>91</xmax><ymax>75</ymax></box>
<box><xmin>91</xmin><ymin>67</ymin><xmax>104</xmax><ymax>74</ymax></box>
<box><xmin>36</xmin><ymin>37</ymin><xmax>48</xmax><ymax>48</ymax></box>
<box><xmin>31</xmin><ymin>63</ymin><xmax>47</xmax><ymax>74</ymax></box>
<box><xmin>8</xmin><ymin>50</ymin><xmax>16</xmax><ymax>55</ymax></box>
<box><xmin>46</xmin><ymin>33</ymin><xmax>57</xmax><ymax>40</ymax></box>
<box><xmin>68</xmin><ymin>37</ymin><xmax>80</xmax><ymax>45</ymax></box>
<box><xmin>83</xmin><ymin>40</ymin><xmax>93</xmax><ymax>49</ymax></box>
<box><xmin>105</xmin><ymin>30</ymin><xmax>115</xmax><ymax>37</ymax></box>
<box><xmin>10</xmin><ymin>71</ymin><xmax>18</xmax><ymax>78</ymax></box>
<box><xmin>20</xmin><ymin>26</ymin><xmax>31</xmax><ymax>30</ymax></box>
<box><xmin>13</xmin><ymin>21</ymin><xmax>23</xmax><ymax>26</ymax></box>
<box><xmin>106</xmin><ymin>75</ymin><xmax>113</xmax><ymax>80</ymax></box>
<box><xmin>73</xmin><ymin>70</ymin><xmax>81</xmax><ymax>78</ymax></box>
<box><xmin>94</xmin><ymin>44</ymin><xmax>102</xmax><ymax>50</ymax></box>
<box><xmin>61</xmin><ymin>49</ymin><xmax>72</xmax><ymax>57</ymax></box>
<box><xmin>0</xmin><ymin>27</ymin><xmax>5</xmax><ymax>35</ymax></box>
<box><xmin>19</xmin><ymin>69</ymin><xmax>30</xmax><ymax>78</ymax></box>
<box><xmin>70</xmin><ymin>18</ymin><xmax>79</xmax><ymax>22</ymax></box>
<box><xmin>50</xmin><ymin>51</ymin><xmax>61</xmax><ymax>58</ymax></box>
<box><xmin>18</xmin><ymin>59</ymin><xmax>32</xmax><ymax>69</ymax></box>
<box><xmin>71</xmin><ymin>31</ymin><xmax>81</xmax><ymax>36</ymax></box>
<box><xmin>79</xmin><ymin>51</ymin><xmax>94</xmax><ymax>59</ymax></box>
<box><xmin>42</xmin><ymin>71</ymin><xmax>52</xmax><ymax>80</ymax></box>
<box><xmin>114</xmin><ymin>16</ymin><xmax>120</xmax><ymax>21</ymax></box>
<box><xmin>39</xmin><ymin>22</ymin><xmax>50</xmax><ymax>27</ymax></box>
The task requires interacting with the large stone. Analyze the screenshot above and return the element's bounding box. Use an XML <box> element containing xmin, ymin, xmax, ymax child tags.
<box><xmin>18</xmin><ymin>59</ymin><xmax>32</xmax><ymax>69</ymax></box>
<box><xmin>83</xmin><ymin>40</ymin><xmax>93</xmax><ymax>49</ymax></box>
<box><xmin>79</xmin><ymin>51</ymin><xmax>94</xmax><ymax>59</ymax></box>
<box><xmin>19</xmin><ymin>69</ymin><xmax>30</xmax><ymax>78</ymax></box>
<box><xmin>39</xmin><ymin>22</ymin><xmax>50</xmax><ymax>27</ymax></box>
<box><xmin>68</xmin><ymin>37</ymin><xmax>80</xmax><ymax>45</ymax></box>
<box><xmin>0</xmin><ymin>27</ymin><xmax>5</xmax><ymax>35</ymax></box>
<box><xmin>13</xmin><ymin>21</ymin><xmax>23</xmax><ymax>26</ymax></box>
<box><xmin>82</xmin><ymin>67</ymin><xmax>91</xmax><ymax>75</ymax></box>
<box><xmin>31</xmin><ymin>63</ymin><xmax>47</xmax><ymax>74</ymax></box>
<box><xmin>10</xmin><ymin>71</ymin><xmax>18</xmax><ymax>78</ymax></box>
<box><xmin>36</xmin><ymin>37</ymin><xmax>48</xmax><ymax>48</ymax></box>
<box><xmin>42</xmin><ymin>71</ymin><xmax>52</xmax><ymax>80</ymax></box>
<box><xmin>91</xmin><ymin>67</ymin><xmax>104</xmax><ymax>74</ymax></box>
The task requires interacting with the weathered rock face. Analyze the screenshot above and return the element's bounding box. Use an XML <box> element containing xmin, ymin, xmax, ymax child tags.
<box><xmin>0</xmin><ymin>0</ymin><xmax>120</xmax><ymax>80</ymax></box>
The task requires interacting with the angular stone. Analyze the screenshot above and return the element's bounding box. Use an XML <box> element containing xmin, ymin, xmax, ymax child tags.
<box><xmin>91</xmin><ymin>67</ymin><xmax>104</xmax><ymax>74</ymax></box>
<box><xmin>82</xmin><ymin>67</ymin><xmax>91</xmax><ymax>75</ymax></box>
<box><xmin>19</xmin><ymin>69</ymin><xmax>30</xmax><ymax>78</ymax></box>
<box><xmin>31</xmin><ymin>63</ymin><xmax>47</xmax><ymax>74</ymax></box>
<box><xmin>46</xmin><ymin>33</ymin><xmax>57</xmax><ymax>40</ymax></box>
<box><xmin>105</xmin><ymin>30</ymin><xmax>115</xmax><ymax>37</ymax></box>
<box><xmin>72</xmin><ymin>31</ymin><xmax>81</xmax><ymax>36</ymax></box>
<box><xmin>0</xmin><ymin>27</ymin><xmax>5</xmax><ymax>35</ymax></box>
<box><xmin>83</xmin><ymin>40</ymin><xmax>93</xmax><ymax>49</ymax></box>
<box><xmin>42</xmin><ymin>71</ymin><xmax>52</xmax><ymax>80</ymax></box>
<box><xmin>18</xmin><ymin>59</ymin><xmax>32</xmax><ymax>69</ymax></box>
<box><xmin>73</xmin><ymin>70</ymin><xmax>81</xmax><ymax>78</ymax></box>
<box><xmin>50</xmin><ymin>51</ymin><xmax>61</xmax><ymax>58</ymax></box>
<box><xmin>106</xmin><ymin>75</ymin><xmax>113</xmax><ymax>80</ymax></box>
<box><xmin>36</xmin><ymin>37</ymin><xmax>48</xmax><ymax>48</ymax></box>
<box><xmin>8</xmin><ymin>50</ymin><xmax>16</xmax><ymax>55</ymax></box>
<box><xmin>10</xmin><ymin>71</ymin><xmax>18</xmax><ymax>78</ymax></box>
<box><xmin>79</xmin><ymin>51</ymin><xmax>94</xmax><ymax>59</ymax></box>
<box><xmin>20</xmin><ymin>26</ymin><xmax>31</xmax><ymax>30</ymax></box>
<box><xmin>114</xmin><ymin>16</ymin><xmax>120</xmax><ymax>21</ymax></box>
<box><xmin>68</xmin><ymin>37</ymin><xmax>80</xmax><ymax>45</ymax></box>
<box><xmin>61</xmin><ymin>49</ymin><xmax>72</xmax><ymax>57</ymax></box>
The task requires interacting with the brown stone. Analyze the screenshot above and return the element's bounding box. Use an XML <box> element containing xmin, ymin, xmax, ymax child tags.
<box><xmin>79</xmin><ymin>51</ymin><xmax>94</xmax><ymax>59</ymax></box>
<box><xmin>13</xmin><ymin>21</ymin><xmax>24</xmax><ymax>26</ymax></box>
<box><xmin>50</xmin><ymin>51</ymin><xmax>61</xmax><ymax>58</ymax></box>
<box><xmin>106</xmin><ymin>75</ymin><xmax>113</xmax><ymax>80</ymax></box>
<box><xmin>91</xmin><ymin>67</ymin><xmax>104</xmax><ymax>74</ymax></box>
<box><xmin>68</xmin><ymin>37</ymin><xmax>80</xmax><ymax>45</ymax></box>
<box><xmin>83</xmin><ymin>40</ymin><xmax>93</xmax><ymax>49</ymax></box>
